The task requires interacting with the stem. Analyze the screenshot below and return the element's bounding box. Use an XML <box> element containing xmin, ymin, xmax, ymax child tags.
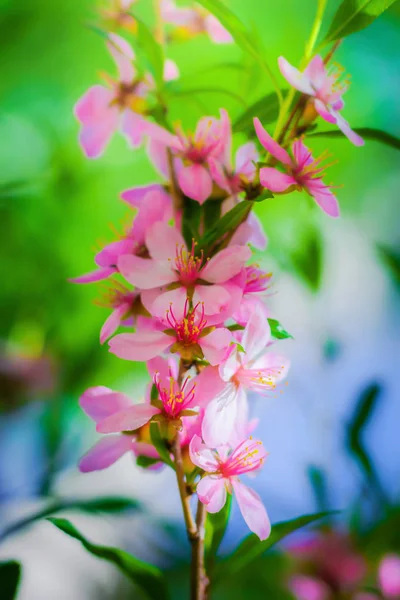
<box><xmin>173</xmin><ymin>435</ymin><xmax>197</xmax><ymax>540</ymax></box>
<box><xmin>167</xmin><ymin>148</ymin><xmax>183</xmax><ymax>212</ymax></box>
<box><xmin>191</xmin><ymin>501</ymin><xmax>208</xmax><ymax>600</ymax></box>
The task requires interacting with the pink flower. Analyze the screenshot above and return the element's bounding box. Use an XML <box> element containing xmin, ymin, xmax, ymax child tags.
<box><xmin>278</xmin><ymin>55</ymin><xmax>364</xmax><ymax>147</ymax></box>
<box><xmin>209</xmin><ymin>141</ymin><xmax>259</xmax><ymax>197</ymax></box>
<box><xmin>189</xmin><ymin>435</ymin><xmax>271</xmax><ymax>540</ymax></box>
<box><xmin>74</xmin><ymin>34</ymin><xmax>178</xmax><ymax>158</ymax></box>
<box><xmin>231</xmin><ymin>264</ymin><xmax>272</xmax><ymax>326</ymax></box>
<box><xmin>95</xmin><ymin>280</ymin><xmax>138</xmax><ymax>344</ymax></box>
<box><xmin>109</xmin><ymin>301</ymin><xmax>232</xmax><ymax>366</ymax></box>
<box><xmin>202</xmin><ymin>306</ymin><xmax>289</xmax><ymax>446</ymax></box>
<box><xmin>69</xmin><ymin>187</ymin><xmax>172</xmax><ymax>284</ymax></box>
<box><xmin>254</xmin><ymin>117</ymin><xmax>340</xmax><ymax>218</ymax></box>
<box><xmin>379</xmin><ymin>555</ymin><xmax>400</xmax><ymax>598</ymax></box>
<box><xmin>118</xmin><ymin>221</ymin><xmax>250</xmax><ymax>316</ymax></box>
<box><xmin>289</xmin><ymin>576</ymin><xmax>330</xmax><ymax>600</ymax></box>
<box><xmin>78</xmin><ymin>386</ymin><xmax>160</xmax><ymax>472</ymax></box>
<box><xmin>124</xmin><ymin>109</ymin><xmax>231</xmax><ymax>203</ymax></box>
<box><xmin>160</xmin><ymin>0</ymin><xmax>232</xmax><ymax>44</ymax></box>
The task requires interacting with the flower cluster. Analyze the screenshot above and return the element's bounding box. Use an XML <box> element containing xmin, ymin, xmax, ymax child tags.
<box><xmin>72</xmin><ymin>2</ymin><xmax>364</xmax><ymax>545</ymax></box>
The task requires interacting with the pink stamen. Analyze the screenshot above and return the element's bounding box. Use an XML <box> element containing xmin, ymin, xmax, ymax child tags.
<box><xmin>219</xmin><ymin>438</ymin><xmax>267</xmax><ymax>477</ymax></box>
<box><xmin>166</xmin><ymin>301</ymin><xmax>207</xmax><ymax>345</ymax></box>
<box><xmin>174</xmin><ymin>240</ymin><xmax>204</xmax><ymax>284</ymax></box>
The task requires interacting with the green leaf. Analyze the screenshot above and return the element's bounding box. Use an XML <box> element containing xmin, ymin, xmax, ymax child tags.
<box><xmin>290</xmin><ymin>228</ymin><xmax>323</xmax><ymax>292</ymax></box>
<box><xmin>182</xmin><ymin>197</ymin><xmax>202</xmax><ymax>248</ymax></box>
<box><xmin>268</xmin><ymin>318</ymin><xmax>293</xmax><ymax>340</ymax></box>
<box><xmin>206</xmin><ymin>493</ymin><xmax>232</xmax><ymax>568</ymax></box>
<box><xmin>198</xmin><ymin>201</ymin><xmax>253</xmax><ymax>252</ymax></box>
<box><xmin>377</xmin><ymin>244</ymin><xmax>400</xmax><ymax>285</ymax></box>
<box><xmin>136</xmin><ymin>455</ymin><xmax>160</xmax><ymax>469</ymax></box>
<box><xmin>48</xmin><ymin>518</ymin><xmax>169</xmax><ymax>600</ymax></box>
<box><xmin>322</xmin><ymin>0</ymin><xmax>398</xmax><ymax>44</ymax></box>
<box><xmin>308</xmin><ymin>466</ymin><xmax>329</xmax><ymax>513</ymax></box>
<box><xmin>134</xmin><ymin>16</ymin><xmax>164</xmax><ymax>88</ymax></box>
<box><xmin>0</xmin><ymin>497</ymin><xmax>141</xmax><ymax>542</ymax></box>
<box><xmin>233</xmin><ymin>93</ymin><xmax>281</xmax><ymax>134</ymax></box>
<box><xmin>203</xmin><ymin>198</ymin><xmax>223</xmax><ymax>232</ymax></box>
<box><xmin>0</xmin><ymin>561</ymin><xmax>22</xmax><ymax>600</ymax></box>
<box><xmin>308</xmin><ymin>127</ymin><xmax>400</xmax><ymax>151</ymax></box>
<box><xmin>150</xmin><ymin>422</ymin><xmax>174</xmax><ymax>468</ymax></box>
<box><xmin>346</xmin><ymin>383</ymin><xmax>386</xmax><ymax>501</ymax></box>
<box><xmin>215</xmin><ymin>511</ymin><xmax>336</xmax><ymax>580</ymax></box>
<box><xmin>167</xmin><ymin>85</ymin><xmax>247</xmax><ymax>108</ymax></box>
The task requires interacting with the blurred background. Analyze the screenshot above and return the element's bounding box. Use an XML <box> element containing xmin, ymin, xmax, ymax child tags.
<box><xmin>1</xmin><ymin>0</ymin><xmax>399</xmax><ymax>598</ymax></box>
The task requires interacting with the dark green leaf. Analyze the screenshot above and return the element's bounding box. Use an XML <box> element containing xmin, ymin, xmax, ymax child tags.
<box><xmin>346</xmin><ymin>383</ymin><xmax>386</xmax><ymax>499</ymax></box>
<box><xmin>215</xmin><ymin>511</ymin><xmax>337</xmax><ymax>580</ymax></box>
<box><xmin>202</xmin><ymin>198</ymin><xmax>223</xmax><ymax>232</ymax></box>
<box><xmin>182</xmin><ymin>197</ymin><xmax>202</xmax><ymax>248</ymax></box>
<box><xmin>150</xmin><ymin>422</ymin><xmax>174</xmax><ymax>468</ymax></box>
<box><xmin>268</xmin><ymin>318</ymin><xmax>293</xmax><ymax>340</ymax></box>
<box><xmin>198</xmin><ymin>201</ymin><xmax>253</xmax><ymax>252</ymax></box>
<box><xmin>377</xmin><ymin>244</ymin><xmax>400</xmax><ymax>285</ymax></box>
<box><xmin>134</xmin><ymin>16</ymin><xmax>164</xmax><ymax>88</ymax></box>
<box><xmin>322</xmin><ymin>0</ymin><xmax>398</xmax><ymax>44</ymax></box>
<box><xmin>136</xmin><ymin>456</ymin><xmax>160</xmax><ymax>468</ymax></box>
<box><xmin>308</xmin><ymin>127</ymin><xmax>400</xmax><ymax>151</ymax></box>
<box><xmin>233</xmin><ymin>93</ymin><xmax>281</xmax><ymax>134</ymax></box>
<box><xmin>0</xmin><ymin>497</ymin><xmax>140</xmax><ymax>542</ymax></box>
<box><xmin>290</xmin><ymin>228</ymin><xmax>323</xmax><ymax>292</ymax></box>
<box><xmin>0</xmin><ymin>561</ymin><xmax>22</xmax><ymax>600</ymax></box>
<box><xmin>206</xmin><ymin>493</ymin><xmax>232</xmax><ymax>568</ymax></box>
<box><xmin>308</xmin><ymin>466</ymin><xmax>328</xmax><ymax>513</ymax></box>
<box><xmin>253</xmin><ymin>189</ymin><xmax>274</xmax><ymax>202</ymax></box>
<box><xmin>48</xmin><ymin>518</ymin><xmax>169</xmax><ymax>600</ymax></box>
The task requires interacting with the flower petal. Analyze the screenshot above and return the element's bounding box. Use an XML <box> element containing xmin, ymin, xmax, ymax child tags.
<box><xmin>253</xmin><ymin>118</ymin><xmax>292</xmax><ymax>165</ymax></box>
<box><xmin>120</xmin><ymin>184</ymin><xmax>163</xmax><ymax>208</ymax></box>
<box><xmin>177</xmin><ymin>163</ymin><xmax>213</xmax><ymax>204</ymax></box>
<box><xmin>80</xmin><ymin>386</ymin><xmax>133</xmax><ymax>423</ymax></box>
<box><xmin>304</xmin><ymin>55</ymin><xmax>327</xmax><ymax>90</ymax></box>
<box><xmin>241</xmin><ymin>305</ymin><xmax>271</xmax><ymax>361</ymax></box>
<box><xmin>232</xmin><ymin>480</ymin><xmax>271</xmax><ymax>540</ymax></box>
<box><xmin>149</xmin><ymin>287</ymin><xmax>188</xmax><ymax>320</ymax></box>
<box><xmin>201</xmin><ymin>386</ymin><xmax>239</xmax><ymax>447</ymax></box>
<box><xmin>204</xmin><ymin>15</ymin><xmax>233</xmax><ymax>44</ymax></box>
<box><xmin>197</xmin><ymin>476</ymin><xmax>228</xmax><ymax>513</ymax></box>
<box><xmin>278</xmin><ymin>56</ymin><xmax>314</xmax><ymax>96</ymax></box>
<box><xmin>200</xmin><ymin>328</ymin><xmax>232</xmax><ymax>366</ymax></box>
<box><xmin>235</xmin><ymin>141</ymin><xmax>259</xmax><ymax>179</ymax></box>
<box><xmin>334</xmin><ymin>112</ymin><xmax>365</xmax><ymax>147</ymax></box>
<box><xmin>163</xmin><ymin>58</ymin><xmax>180</xmax><ymax>81</ymax></box>
<box><xmin>201</xmin><ymin>245</ymin><xmax>251</xmax><ymax>283</ymax></box>
<box><xmin>69</xmin><ymin>266</ymin><xmax>116</xmax><ymax>284</ymax></box>
<box><xmin>96</xmin><ymin>403</ymin><xmax>160</xmax><ymax>433</ymax></box>
<box><xmin>78</xmin><ymin>102</ymin><xmax>119</xmax><ymax>158</ymax></box>
<box><xmin>100</xmin><ymin>302</ymin><xmax>131</xmax><ymax>344</ymax></box>
<box><xmin>107</xmin><ymin>33</ymin><xmax>135</xmax><ymax>83</ymax></box>
<box><xmin>306</xmin><ymin>179</ymin><xmax>340</xmax><ymax>218</ymax></box>
<box><xmin>192</xmin><ymin>366</ymin><xmax>226</xmax><ymax>407</ymax></box>
<box><xmin>109</xmin><ymin>331</ymin><xmax>171</xmax><ymax>361</ymax></box>
<box><xmin>118</xmin><ymin>254</ymin><xmax>177</xmax><ymax>288</ymax></box>
<box><xmin>79</xmin><ymin>435</ymin><xmax>133</xmax><ymax>472</ymax></box>
<box><xmin>289</xmin><ymin>575</ymin><xmax>330</xmax><ymax>600</ymax></box>
<box><xmin>189</xmin><ymin>435</ymin><xmax>220</xmax><ymax>470</ymax></box>
<box><xmin>379</xmin><ymin>554</ymin><xmax>400</xmax><ymax>598</ymax></box>
<box><xmin>259</xmin><ymin>167</ymin><xmax>296</xmax><ymax>192</ymax></box>
<box><xmin>193</xmin><ymin>284</ymin><xmax>231</xmax><ymax>316</ymax></box>
<box><xmin>146</xmin><ymin>221</ymin><xmax>185</xmax><ymax>260</ymax></box>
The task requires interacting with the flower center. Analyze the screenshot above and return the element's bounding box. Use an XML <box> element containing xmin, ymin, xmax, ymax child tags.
<box><xmin>94</xmin><ymin>280</ymin><xmax>134</xmax><ymax>308</ymax></box>
<box><xmin>296</xmin><ymin>148</ymin><xmax>337</xmax><ymax>183</ymax></box>
<box><xmin>244</xmin><ymin>265</ymin><xmax>272</xmax><ymax>294</ymax></box>
<box><xmin>166</xmin><ymin>301</ymin><xmax>207</xmax><ymax>345</ymax></box>
<box><xmin>220</xmin><ymin>439</ymin><xmax>266</xmax><ymax>477</ymax></box>
<box><xmin>174</xmin><ymin>240</ymin><xmax>205</xmax><ymax>284</ymax></box>
<box><xmin>154</xmin><ymin>371</ymin><xmax>196</xmax><ymax>418</ymax></box>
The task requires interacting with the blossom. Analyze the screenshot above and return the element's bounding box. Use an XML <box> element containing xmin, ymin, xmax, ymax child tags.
<box><xmin>278</xmin><ymin>55</ymin><xmax>364</xmax><ymax>147</ymax></box>
<box><xmin>123</xmin><ymin>109</ymin><xmax>231</xmax><ymax>203</ymax></box>
<box><xmin>289</xmin><ymin>576</ymin><xmax>330</xmax><ymax>600</ymax></box>
<box><xmin>209</xmin><ymin>142</ymin><xmax>259</xmax><ymax>197</ymax></box>
<box><xmin>231</xmin><ymin>264</ymin><xmax>272</xmax><ymax>325</ymax></box>
<box><xmin>70</xmin><ymin>187</ymin><xmax>172</xmax><ymax>284</ymax></box>
<box><xmin>379</xmin><ymin>555</ymin><xmax>400</xmax><ymax>598</ymax></box>
<box><xmin>161</xmin><ymin>0</ymin><xmax>232</xmax><ymax>44</ymax></box>
<box><xmin>202</xmin><ymin>306</ymin><xmax>289</xmax><ymax>446</ymax></box>
<box><xmin>189</xmin><ymin>435</ymin><xmax>271</xmax><ymax>540</ymax></box>
<box><xmin>74</xmin><ymin>34</ymin><xmax>178</xmax><ymax>158</ymax></box>
<box><xmin>78</xmin><ymin>386</ymin><xmax>160</xmax><ymax>472</ymax></box>
<box><xmin>95</xmin><ymin>280</ymin><xmax>139</xmax><ymax>344</ymax></box>
<box><xmin>254</xmin><ymin>117</ymin><xmax>340</xmax><ymax>218</ymax></box>
<box><xmin>118</xmin><ymin>221</ymin><xmax>250</xmax><ymax>316</ymax></box>
<box><xmin>109</xmin><ymin>301</ymin><xmax>232</xmax><ymax>365</ymax></box>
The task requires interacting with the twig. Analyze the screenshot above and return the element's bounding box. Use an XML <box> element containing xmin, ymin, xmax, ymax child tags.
<box><xmin>191</xmin><ymin>500</ymin><xmax>208</xmax><ymax>600</ymax></box>
<box><xmin>173</xmin><ymin>435</ymin><xmax>197</xmax><ymax>541</ymax></box>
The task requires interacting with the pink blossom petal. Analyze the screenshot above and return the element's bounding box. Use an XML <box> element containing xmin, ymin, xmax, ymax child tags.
<box><xmin>241</xmin><ymin>305</ymin><xmax>271</xmax><ymax>361</ymax></box>
<box><xmin>193</xmin><ymin>284</ymin><xmax>231</xmax><ymax>316</ymax></box>
<box><xmin>292</xmin><ymin>138</ymin><xmax>314</xmax><ymax>169</ymax></box>
<box><xmin>118</xmin><ymin>254</ymin><xmax>178</xmax><ymax>288</ymax></box>
<box><xmin>130</xmin><ymin>189</ymin><xmax>173</xmax><ymax>246</ymax></box>
<box><xmin>107</xmin><ymin>33</ymin><xmax>135</xmax><ymax>83</ymax></box>
<box><xmin>96</xmin><ymin>239</ymin><xmax>135</xmax><ymax>268</ymax></box>
<box><xmin>96</xmin><ymin>403</ymin><xmax>160</xmax><ymax>433</ymax></box>
<box><xmin>201</xmin><ymin>385</ymin><xmax>241</xmax><ymax>447</ymax></box>
<box><xmin>304</xmin><ymin>55</ymin><xmax>327</xmax><ymax>90</ymax></box>
<box><xmin>121</xmin><ymin>111</ymin><xmax>150</xmax><ymax>149</ymax></box>
<box><xmin>379</xmin><ymin>554</ymin><xmax>400</xmax><ymax>598</ymax></box>
<box><xmin>192</xmin><ymin>366</ymin><xmax>226</xmax><ymax>407</ymax></box>
<box><xmin>79</xmin><ymin>435</ymin><xmax>133</xmax><ymax>472</ymax></box>
<box><xmin>259</xmin><ymin>167</ymin><xmax>296</xmax><ymax>192</ymax></box>
<box><xmin>334</xmin><ymin>112</ymin><xmax>365</xmax><ymax>147</ymax></box>
<box><xmin>109</xmin><ymin>331</ymin><xmax>171</xmax><ymax>361</ymax></box>
<box><xmin>132</xmin><ymin>441</ymin><xmax>161</xmax><ymax>461</ymax></box>
<box><xmin>314</xmin><ymin>99</ymin><xmax>337</xmax><ymax>124</ymax></box>
<box><xmin>219</xmin><ymin>345</ymin><xmax>241</xmax><ymax>381</ymax></box>
<box><xmin>147</xmin><ymin>355</ymin><xmax>178</xmax><ymax>382</ymax></box>
<box><xmin>197</xmin><ymin>476</ymin><xmax>228</xmax><ymax>512</ymax></box>
<box><xmin>289</xmin><ymin>575</ymin><xmax>330</xmax><ymax>600</ymax></box>
<box><xmin>74</xmin><ymin>85</ymin><xmax>115</xmax><ymax>123</ymax></box>
<box><xmin>177</xmin><ymin>163</ymin><xmax>213</xmax><ymax>204</ymax></box>
<box><xmin>120</xmin><ymin>184</ymin><xmax>163</xmax><ymax>208</ymax></box>
<box><xmin>69</xmin><ymin>266</ymin><xmax>116</xmax><ymax>284</ymax></box>
<box><xmin>253</xmin><ymin>118</ymin><xmax>292</xmax><ymax>165</ymax></box>
<box><xmin>80</xmin><ymin>386</ymin><xmax>133</xmax><ymax>423</ymax></box>
<box><xmin>164</xmin><ymin>58</ymin><xmax>180</xmax><ymax>81</ymax></box>
<box><xmin>100</xmin><ymin>302</ymin><xmax>131</xmax><ymax>344</ymax></box>
<box><xmin>149</xmin><ymin>287</ymin><xmax>188</xmax><ymax>320</ymax></box>
<box><xmin>204</xmin><ymin>15</ymin><xmax>233</xmax><ymax>44</ymax></box>
<box><xmin>232</xmin><ymin>480</ymin><xmax>271</xmax><ymax>541</ymax></box>
<box><xmin>200</xmin><ymin>328</ymin><xmax>232</xmax><ymax>366</ymax></box>
<box><xmin>147</xmin><ymin>138</ymin><xmax>170</xmax><ymax>178</ymax></box>
<box><xmin>189</xmin><ymin>435</ymin><xmax>220</xmax><ymax>471</ymax></box>
<box><xmin>146</xmin><ymin>221</ymin><xmax>185</xmax><ymax>260</ymax></box>
<box><xmin>250</xmin><ymin>353</ymin><xmax>290</xmax><ymax>384</ymax></box>
<box><xmin>208</xmin><ymin>158</ymin><xmax>231</xmax><ymax>193</ymax></box>
<box><xmin>306</xmin><ymin>179</ymin><xmax>340</xmax><ymax>218</ymax></box>
<box><xmin>278</xmin><ymin>56</ymin><xmax>314</xmax><ymax>96</ymax></box>
<box><xmin>235</xmin><ymin>141</ymin><xmax>259</xmax><ymax>179</ymax></box>
<box><xmin>201</xmin><ymin>245</ymin><xmax>251</xmax><ymax>283</ymax></box>
<box><xmin>78</xmin><ymin>102</ymin><xmax>119</xmax><ymax>159</ymax></box>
